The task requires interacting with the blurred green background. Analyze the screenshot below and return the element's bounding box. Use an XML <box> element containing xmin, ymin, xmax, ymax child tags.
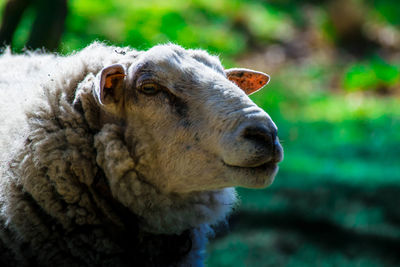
<box><xmin>1</xmin><ymin>0</ymin><xmax>400</xmax><ymax>266</ymax></box>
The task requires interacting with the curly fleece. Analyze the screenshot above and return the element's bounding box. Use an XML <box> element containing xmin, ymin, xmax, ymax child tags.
<box><xmin>0</xmin><ymin>43</ymin><xmax>236</xmax><ymax>267</ymax></box>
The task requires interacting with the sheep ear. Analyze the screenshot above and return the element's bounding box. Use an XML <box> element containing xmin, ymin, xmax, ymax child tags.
<box><xmin>96</xmin><ymin>64</ymin><xmax>126</xmax><ymax>105</ymax></box>
<box><xmin>225</xmin><ymin>68</ymin><xmax>270</xmax><ymax>95</ymax></box>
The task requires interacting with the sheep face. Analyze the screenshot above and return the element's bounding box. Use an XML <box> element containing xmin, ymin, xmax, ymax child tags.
<box><xmin>95</xmin><ymin>44</ymin><xmax>283</xmax><ymax>194</ymax></box>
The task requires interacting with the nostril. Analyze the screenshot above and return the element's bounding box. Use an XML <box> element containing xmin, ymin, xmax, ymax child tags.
<box><xmin>242</xmin><ymin>125</ymin><xmax>276</xmax><ymax>147</ymax></box>
<box><xmin>222</xmin><ymin>123</ymin><xmax>281</xmax><ymax>167</ymax></box>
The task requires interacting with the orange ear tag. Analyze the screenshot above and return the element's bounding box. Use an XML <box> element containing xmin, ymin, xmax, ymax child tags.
<box><xmin>225</xmin><ymin>68</ymin><xmax>270</xmax><ymax>95</ymax></box>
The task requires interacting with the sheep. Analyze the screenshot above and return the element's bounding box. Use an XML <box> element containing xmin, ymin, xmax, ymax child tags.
<box><xmin>0</xmin><ymin>42</ymin><xmax>283</xmax><ymax>267</ymax></box>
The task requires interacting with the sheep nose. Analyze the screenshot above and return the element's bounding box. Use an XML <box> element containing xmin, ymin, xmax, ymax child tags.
<box><xmin>234</xmin><ymin>123</ymin><xmax>282</xmax><ymax>166</ymax></box>
<box><xmin>241</xmin><ymin>125</ymin><xmax>277</xmax><ymax>152</ymax></box>
<box><xmin>220</xmin><ymin>120</ymin><xmax>283</xmax><ymax>168</ymax></box>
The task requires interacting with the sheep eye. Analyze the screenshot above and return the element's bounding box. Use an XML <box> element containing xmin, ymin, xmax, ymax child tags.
<box><xmin>139</xmin><ymin>83</ymin><xmax>160</xmax><ymax>95</ymax></box>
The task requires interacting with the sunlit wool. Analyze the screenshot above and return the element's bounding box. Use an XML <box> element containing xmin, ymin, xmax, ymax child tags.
<box><xmin>0</xmin><ymin>42</ymin><xmax>278</xmax><ymax>266</ymax></box>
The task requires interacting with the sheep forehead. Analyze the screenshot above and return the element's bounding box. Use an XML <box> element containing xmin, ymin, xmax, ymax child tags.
<box><xmin>139</xmin><ymin>44</ymin><xmax>225</xmax><ymax>77</ymax></box>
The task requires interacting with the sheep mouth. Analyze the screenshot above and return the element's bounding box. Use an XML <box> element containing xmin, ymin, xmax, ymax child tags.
<box><xmin>222</xmin><ymin>160</ymin><xmax>279</xmax><ymax>174</ymax></box>
<box><xmin>221</xmin><ymin>160</ymin><xmax>279</xmax><ymax>188</ymax></box>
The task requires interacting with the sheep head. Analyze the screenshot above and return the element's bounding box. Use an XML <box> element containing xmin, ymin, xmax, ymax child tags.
<box><xmin>93</xmin><ymin>44</ymin><xmax>283</xmax><ymax>194</ymax></box>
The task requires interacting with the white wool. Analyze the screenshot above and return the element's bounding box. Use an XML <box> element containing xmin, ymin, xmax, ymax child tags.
<box><xmin>0</xmin><ymin>42</ymin><xmax>238</xmax><ymax>266</ymax></box>
<box><xmin>0</xmin><ymin>41</ymin><xmax>281</xmax><ymax>266</ymax></box>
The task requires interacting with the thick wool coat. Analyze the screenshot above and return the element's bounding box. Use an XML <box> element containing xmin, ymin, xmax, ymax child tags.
<box><xmin>0</xmin><ymin>43</ymin><xmax>236</xmax><ymax>266</ymax></box>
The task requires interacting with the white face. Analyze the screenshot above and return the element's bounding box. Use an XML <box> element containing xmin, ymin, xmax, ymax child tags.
<box><xmin>96</xmin><ymin>44</ymin><xmax>283</xmax><ymax>194</ymax></box>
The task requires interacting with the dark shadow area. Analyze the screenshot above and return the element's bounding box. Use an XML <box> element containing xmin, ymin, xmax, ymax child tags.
<box><xmin>229</xmin><ymin>210</ymin><xmax>400</xmax><ymax>264</ymax></box>
<box><xmin>263</xmin><ymin>181</ymin><xmax>400</xmax><ymax>227</ymax></box>
<box><xmin>213</xmin><ymin>181</ymin><xmax>400</xmax><ymax>265</ymax></box>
